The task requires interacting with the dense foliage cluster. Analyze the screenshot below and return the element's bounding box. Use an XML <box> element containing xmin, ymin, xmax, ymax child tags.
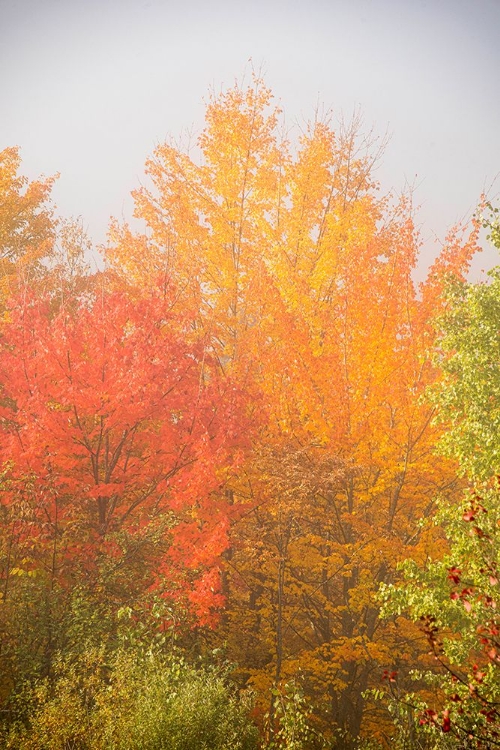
<box><xmin>379</xmin><ymin>207</ymin><xmax>500</xmax><ymax>748</ymax></box>
<box><xmin>0</xmin><ymin>79</ymin><xmax>496</xmax><ymax>748</ymax></box>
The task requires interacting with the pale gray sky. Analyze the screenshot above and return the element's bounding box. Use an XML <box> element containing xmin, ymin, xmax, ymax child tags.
<box><xmin>1</xmin><ymin>0</ymin><xmax>499</xmax><ymax>275</ymax></box>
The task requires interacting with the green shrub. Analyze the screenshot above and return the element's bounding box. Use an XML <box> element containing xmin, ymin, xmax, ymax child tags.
<box><xmin>4</xmin><ymin>645</ymin><xmax>258</xmax><ymax>750</ymax></box>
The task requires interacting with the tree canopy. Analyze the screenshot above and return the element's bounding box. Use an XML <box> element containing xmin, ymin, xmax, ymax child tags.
<box><xmin>0</xmin><ymin>79</ymin><xmax>488</xmax><ymax>749</ymax></box>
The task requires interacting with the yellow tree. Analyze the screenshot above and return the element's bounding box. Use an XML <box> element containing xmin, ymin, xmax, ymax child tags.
<box><xmin>0</xmin><ymin>147</ymin><xmax>57</xmax><ymax>301</ymax></box>
<box><xmin>106</xmin><ymin>77</ymin><xmax>479</xmax><ymax>745</ymax></box>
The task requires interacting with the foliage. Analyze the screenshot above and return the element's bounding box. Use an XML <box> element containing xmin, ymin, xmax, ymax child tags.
<box><xmin>41</xmin><ymin>217</ymin><xmax>93</xmax><ymax>305</ymax></box>
<box><xmin>264</xmin><ymin>681</ymin><xmax>328</xmax><ymax>750</ymax></box>
<box><xmin>3</xmin><ymin>636</ymin><xmax>258</xmax><ymax>750</ymax></box>
<box><xmin>0</xmin><ymin>277</ymin><xmax>251</xmax><ymax>711</ymax></box>
<box><xmin>0</xmin><ymin>146</ymin><xmax>57</xmax><ymax>301</ymax></box>
<box><xmin>379</xmin><ymin>207</ymin><xmax>500</xmax><ymax>748</ymax></box>
<box><xmin>0</xmin><ymin>79</ymin><xmax>486</xmax><ymax>745</ymax></box>
<box><xmin>482</xmin><ymin>201</ymin><xmax>500</xmax><ymax>249</ymax></box>
<box><xmin>106</xmin><ymin>75</ymin><xmax>479</xmax><ymax>742</ymax></box>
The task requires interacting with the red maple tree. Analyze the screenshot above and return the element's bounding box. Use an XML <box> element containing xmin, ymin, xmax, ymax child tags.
<box><xmin>0</xmin><ymin>278</ymin><xmax>250</xmax><ymax>626</ymax></box>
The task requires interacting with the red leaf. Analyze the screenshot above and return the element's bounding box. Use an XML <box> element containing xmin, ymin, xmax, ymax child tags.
<box><xmin>442</xmin><ymin>710</ymin><xmax>451</xmax><ymax>732</ymax></box>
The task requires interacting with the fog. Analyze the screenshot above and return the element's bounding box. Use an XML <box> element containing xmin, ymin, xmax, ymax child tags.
<box><xmin>1</xmin><ymin>0</ymin><xmax>499</xmax><ymax>276</ymax></box>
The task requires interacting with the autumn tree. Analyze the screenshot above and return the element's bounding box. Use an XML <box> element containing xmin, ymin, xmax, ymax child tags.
<box><xmin>40</xmin><ymin>216</ymin><xmax>94</xmax><ymax>304</ymax></box>
<box><xmin>0</xmin><ymin>146</ymin><xmax>57</xmax><ymax>301</ymax></box>
<box><xmin>0</xmin><ymin>277</ymin><xmax>249</xmax><ymax>710</ymax></box>
<box><xmin>105</xmin><ymin>77</ymin><xmax>479</xmax><ymax>745</ymax></box>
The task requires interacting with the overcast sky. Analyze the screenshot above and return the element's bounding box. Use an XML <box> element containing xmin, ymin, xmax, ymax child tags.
<box><xmin>1</xmin><ymin>0</ymin><xmax>499</xmax><ymax>276</ymax></box>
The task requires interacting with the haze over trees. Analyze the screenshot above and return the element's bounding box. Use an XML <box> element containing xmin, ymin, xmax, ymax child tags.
<box><xmin>0</xmin><ymin>78</ymin><xmax>497</xmax><ymax>749</ymax></box>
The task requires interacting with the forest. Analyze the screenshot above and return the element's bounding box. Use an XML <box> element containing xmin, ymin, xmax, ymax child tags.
<box><xmin>1</xmin><ymin>77</ymin><xmax>499</xmax><ymax>749</ymax></box>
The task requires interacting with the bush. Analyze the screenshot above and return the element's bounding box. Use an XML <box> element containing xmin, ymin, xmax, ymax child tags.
<box><xmin>4</xmin><ymin>645</ymin><xmax>258</xmax><ymax>750</ymax></box>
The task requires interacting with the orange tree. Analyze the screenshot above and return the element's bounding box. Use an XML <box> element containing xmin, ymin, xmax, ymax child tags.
<box><xmin>106</xmin><ymin>77</ymin><xmax>479</xmax><ymax>745</ymax></box>
<box><xmin>0</xmin><ymin>277</ymin><xmax>250</xmax><ymax>708</ymax></box>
